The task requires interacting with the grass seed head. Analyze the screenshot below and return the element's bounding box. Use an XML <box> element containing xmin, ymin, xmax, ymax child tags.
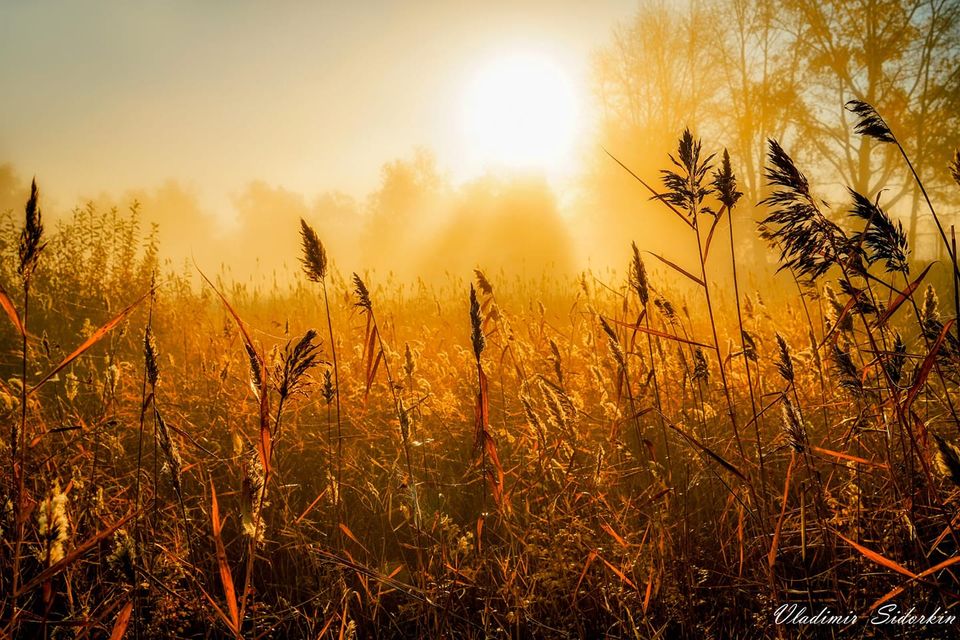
<box><xmin>831</xmin><ymin>342</ymin><xmax>863</xmax><ymax>396</ymax></box>
<box><xmin>775</xmin><ymin>333</ymin><xmax>794</xmax><ymax>383</ymax></box>
<box><xmin>352</xmin><ymin>273</ymin><xmax>372</xmax><ymax>310</ymax></box>
<box><xmin>144</xmin><ymin>325</ymin><xmax>160</xmax><ymax>387</ymax></box>
<box><xmin>780</xmin><ymin>396</ymin><xmax>806</xmax><ymax>453</ymax></box>
<box><xmin>922</xmin><ymin>284</ymin><xmax>940</xmax><ymax>325</ymax></box>
<box><xmin>474</xmin><ymin>269</ymin><xmax>494</xmax><ymax>296</ymax></box>
<box><xmin>242</xmin><ymin>447</ymin><xmax>268</xmax><ymax>543</ymax></box>
<box><xmin>599</xmin><ymin>317</ymin><xmax>625</xmax><ymax>371</ymax></box>
<box><xmin>848</xmin><ymin>189</ymin><xmax>908</xmax><ymax>274</ymax></box>
<box><xmin>885</xmin><ymin>333</ymin><xmax>906</xmax><ymax>386</ymax></box>
<box><xmin>741</xmin><ymin>330</ymin><xmax>758</xmax><ymax>363</ymax></box>
<box><xmin>155</xmin><ymin>410</ymin><xmax>183</xmax><ymax>503</ymax></box>
<box><xmin>277</xmin><ymin>329</ymin><xmax>322</xmax><ymax>399</ymax></box>
<box><xmin>245</xmin><ymin>342</ymin><xmax>265</xmax><ymax>397</ymax></box>
<box><xmin>18</xmin><ymin>178</ymin><xmax>45</xmax><ymax>280</ymax></box>
<box><xmin>693</xmin><ymin>347</ymin><xmax>709</xmax><ymax>381</ymax></box>
<box><xmin>469</xmin><ymin>284</ymin><xmax>485</xmax><ymax>360</ymax></box>
<box><xmin>845</xmin><ymin>99</ymin><xmax>896</xmax><ymax>144</ymax></box>
<box><xmin>712</xmin><ymin>148</ymin><xmax>742</xmax><ymax>210</ymax></box>
<box><xmin>404</xmin><ymin>343</ymin><xmax>417</xmax><ymax>379</ymax></box>
<box><xmin>658</xmin><ymin>128</ymin><xmax>715</xmax><ymax>217</ymax></box>
<box><xmin>299</xmin><ymin>218</ymin><xmax>328</xmax><ymax>282</ymax></box>
<box><xmin>321</xmin><ymin>368</ymin><xmax>335</xmax><ymax>404</ymax></box>
<box><xmin>629</xmin><ymin>242</ymin><xmax>649</xmax><ymax>307</ymax></box>
<box><xmin>759</xmin><ymin>140</ymin><xmax>850</xmax><ymax>283</ymax></box>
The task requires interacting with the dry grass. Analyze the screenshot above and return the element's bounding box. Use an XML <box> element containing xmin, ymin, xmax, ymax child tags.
<box><xmin>0</xmin><ymin>106</ymin><xmax>959</xmax><ymax>638</ymax></box>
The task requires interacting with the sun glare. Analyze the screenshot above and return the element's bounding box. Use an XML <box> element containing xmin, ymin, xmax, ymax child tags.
<box><xmin>460</xmin><ymin>53</ymin><xmax>581</xmax><ymax>176</ymax></box>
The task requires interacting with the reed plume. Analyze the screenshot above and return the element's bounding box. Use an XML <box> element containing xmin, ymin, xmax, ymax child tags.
<box><xmin>629</xmin><ymin>242</ymin><xmax>649</xmax><ymax>307</ymax></box>
<box><xmin>144</xmin><ymin>325</ymin><xmax>160</xmax><ymax>387</ymax></box>
<box><xmin>18</xmin><ymin>179</ymin><xmax>45</xmax><ymax>280</ymax></box>
<box><xmin>275</xmin><ymin>329</ymin><xmax>322</xmax><ymax>401</ymax></box>
<box><xmin>474</xmin><ymin>268</ymin><xmax>494</xmax><ymax>297</ymax></box>
<box><xmin>353</xmin><ymin>273</ymin><xmax>372</xmax><ymax>310</ymax></box>
<box><xmin>848</xmin><ymin>189</ymin><xmax>909</xmax><ymax>274</ymax></box>
<box><xmin>655</xmin><ymin>131</ymin><xmax>746</xmax><ymax>463</ymax></box>
<box><xmin>919</xmin><ymin>284</ymin><xmax>959</xmax><ymax>353</ymax></box>
<box><xmin>658</xmin><ymin>128</ymin><xmax>715</xmax><ymax>217</ymax></box>
<box><xmin>775</xmin><ymin>334</ymin><xmax>794</xmax><ymax>384</ymax></box>
<box><xmin>831</xmin><ymin>343</ymin><xmax>864</xmax><ymax>396</ymax></box>
<box><xmin>837</xmin><ymin>278</ymin><xmax>877</xmax><ymax>316</ymax></box>
<box><xmin>299</xmin><ymin>218</ymin><xmax>328</xmax><ymax>281</ymax></box>
<box><xmin>759</xmin><ymin>140</ymin><xmax>850</xmax><ymax>283</ymax></box>
<box><xmin>780</xmin><ymin>396</ymin><xmax>806</xmax><ymax>453</ymax></box>
<box><xmin>470</xmin><ymin>284</ymin><xmax>485</xmax><ymax>360</ymax></box>
<box><xmin>153</xmin><ymin>409</ymin><xmax>183</xmax><ymax>506</ymax></box>
<box><xmin>692</xmin><ymin>347</ymin><xmax>709</xmax><ymax>381</ymax></box>
<box><xmin>11</xmin><ymin>179</ymin><xmax>46</xmax><ymax>612</ymax></box>
<box><xmin>844</xmin><ymin>99</ymin><xmax>896</xmax><ymax>144</ymax></box>
<box><xmin>299</xmin><ymin>218</ymin><xmax>344</xmax><ymax>530</ymax></box>
<box><xmin>885</xmin><ymin>333</ymin><xmax>906</xmax><ymax>386</ymax></box>
<box><xmin>711</xmin><ymin>148</ymin><xmax>742</xmax><ymax>210</ymax></box>
<box><xmin>741</xmin><ymin>330</ymin><xmax>757</xmax><ymax>363</ymax></box>
<box><xmin>846</xmin><ymin>99</ymin><xmax>960</xmax><ymax>309</ymax></box>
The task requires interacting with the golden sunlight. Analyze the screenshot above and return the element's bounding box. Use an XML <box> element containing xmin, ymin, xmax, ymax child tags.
<box><xmin>459</xmin><ymin>53</ymin><xmax>580</xmax><ymax>175</ymax></box>
<box><xmin>5</xmin><ymin>2</ymin><xmax>960</xmax><ymax>637</ymax></box>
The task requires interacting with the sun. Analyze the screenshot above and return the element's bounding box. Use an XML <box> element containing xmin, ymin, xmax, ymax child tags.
<box><xmin>460</xmin><ymin>53</ymin><xmax>581</xmax><ymax>176</ymax></box>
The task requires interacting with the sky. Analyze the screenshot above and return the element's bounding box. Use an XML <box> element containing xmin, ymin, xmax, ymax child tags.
<box><xmin>0</xmin><ymin>1</ymin><xmax>636</xmax><ymax>217</ymax></box>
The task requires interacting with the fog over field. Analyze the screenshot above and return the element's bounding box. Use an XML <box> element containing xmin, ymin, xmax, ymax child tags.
<box><xmin>1</xmin><ymin>1</ymin><xmax>959</xmax><ymax>638</ymax></box>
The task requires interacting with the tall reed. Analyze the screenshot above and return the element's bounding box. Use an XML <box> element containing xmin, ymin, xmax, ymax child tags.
<box><xmin>299</xmin><ymin>219</ymin><xmax>344</xmax><ymax>527</ymax></box>
<box><xmin>10</xmin><ymin>179</ymin><xmax>44</xmax><ymax>623</ymax></box>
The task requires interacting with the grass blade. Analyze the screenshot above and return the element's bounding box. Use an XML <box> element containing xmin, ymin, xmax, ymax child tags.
<box><xmin>196</xmin><ymin>265</ymin><xmax>272</xmax><ymax>475</ymax></box>
<box><xmin>768</xmin><ymin>452</ymin><xmax>795</xmax><ymax>569</ymax></box>
<box><xmin>875</xmin><ymin>263</ymin><xmax>933</xmax><ymax>327</ymax></box>
<box><xmin>902</xmin><ymin>318</ymin><xmax>955</xmax><ymax>413</ymax></box>
<box><xmin>29</xmin><ymin>290</ymin><xmax>150</xmax><ymax>395</ymax></box>
<box><xmin>835</xmin><ymin>531</ymin><xmax>916</xmax><ymax>579</ymax></box>
<box><xmin>646</xmin><ymin>251</ymin><xmax>705</xmax><ymax>287</ymax></box>
<box><xmin>811</xmin><ymin>446</ymin><xmax>888</xmax><ymax>469</ymax></box>
<box><xmin>869</xmin><ymin>556</ymin><xmax>960</xmax><ymax>611</ymax></box>
<box><xmin>664</xmin><ymin>418</ymin><xmax>748</xmax><ymax>482</ymax></box>
<box><xmin>210</xmin><ymin>481</ymin><xmax>241</xmax><ymax>634</ymax></box>
<box><xmin>108</xmin><ymin>600</ymin><xmax>134</xmax><ymax>640</ymax></box>
<box><xmin>602</xmin><ymin>315</ymin><xmax>711</xmax><ymax>348</ymax></box>
<box><xmin>0</xmin><ymin>280</ymin><xmax>24</xmax><ymax>336</ymax></box>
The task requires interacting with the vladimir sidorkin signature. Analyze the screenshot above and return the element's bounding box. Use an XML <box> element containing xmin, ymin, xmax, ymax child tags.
<box><xmin>775</xmin><ymin>602</ymin><xmax>957</xmax><ymax>627</ymax></box>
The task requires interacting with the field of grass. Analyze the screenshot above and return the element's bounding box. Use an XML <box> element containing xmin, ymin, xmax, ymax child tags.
<box><xmin>1</xmin><ymin>105</ymin><xmax>960</xmax><ymax>638</ymax></box>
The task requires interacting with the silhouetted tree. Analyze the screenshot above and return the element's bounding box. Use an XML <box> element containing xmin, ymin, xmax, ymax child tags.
<box><xmin>592</xmin><ymin>0</ymin><xmax>960</xmax><ymax>257</ymax></box>
<box><xmin>780</xmin><ymin>0</ymin><xmax>960</xmax><ymax>247</ymax></box>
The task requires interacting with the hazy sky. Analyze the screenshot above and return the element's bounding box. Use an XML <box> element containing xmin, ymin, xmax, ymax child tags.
<box><xmin>0</xmin><ymin>1</ymin><xmax>635</xmax><ymax>216</ymax></box>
